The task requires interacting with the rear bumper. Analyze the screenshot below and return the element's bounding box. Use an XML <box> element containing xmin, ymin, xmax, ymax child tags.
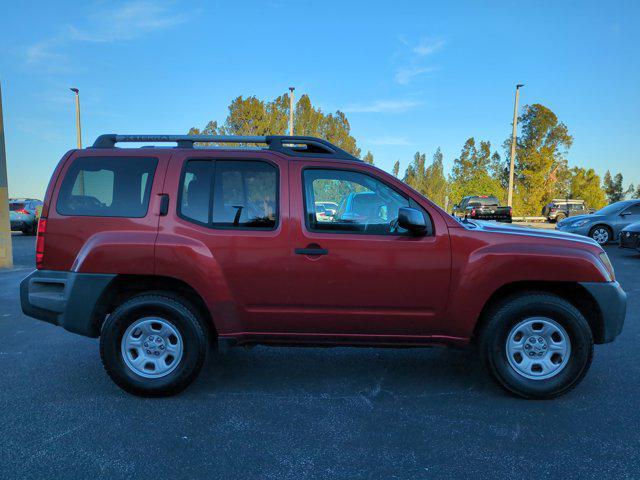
<box><xmin>579</xmin><ymin>281</ymin><xmax>626</xmax><ymax>344</ymax></box>
<box><xmin>10</xmin><ymin>220</ymin><xmax>29</xmax><ymax>231</ymax></box>
<box><xmin>470</xmin><ymin>215</ymin><xmax>512</xmax><ymax>223</ymax></box>
<box><xmin>20</xmin><ymin>270</ymin><xmax>116</xmax><ymax>337</ymax></box>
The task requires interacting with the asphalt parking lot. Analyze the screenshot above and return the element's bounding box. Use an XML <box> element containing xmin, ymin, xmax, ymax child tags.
<box><xmin>1</xmin><ymin>233</ymin><xmax>639</xmax><ymax>479</ymax></box>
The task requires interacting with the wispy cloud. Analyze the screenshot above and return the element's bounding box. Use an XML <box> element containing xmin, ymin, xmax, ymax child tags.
<box><xmin>412</xmin><ymin>37</ymin><xmax>445</xmax><ymax>56</ymax></box>
<box><xmin>25</xmin><ymin>38</ymin><xmax>71</xmax><ymax>73</ymax></box>
<box><xmin>367</xmin><ymin>136</ymin><xmax>412</xmax><ymax>146</ymax></box>
<box><xmin>342</xmin><ymin>99</ymin><xmax>421</xmax><ymax>113</ymax></box>
<box><xmin>24</xmin><ymin>1</ymin><xmax>189</xmax><ymax>71</ymax></box>
<box><xmin>68</xmin><ymin>1</ymin><xmax>189</xmax><ymax>43</ymax></box>
<box><xmin>395</xmin><ymin>35</ymin><xmax>445</xmax><ymax>85</ymax></box>
<box><xmin>395</xmin><ymin>66</ymin><xmax>438</xmax><ymax>85</ymax></box>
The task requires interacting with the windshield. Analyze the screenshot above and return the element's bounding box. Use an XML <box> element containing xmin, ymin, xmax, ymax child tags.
<box><xmin>595</xmin><ymin>202</ymin><xmax>629</xmax><ymax>216</ymax></box>
<box><xmin>9</xmin><ymin>202</ymin><xmax>25</xmax><ymax>211</ymax></box>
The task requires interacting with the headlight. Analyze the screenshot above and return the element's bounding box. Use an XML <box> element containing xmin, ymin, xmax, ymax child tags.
<box><xmin>598</xmin><ymin>252</ymin><xmax>615</xmax><ymax>281</ymax></box>
<box><xmin>572</xmin><ymin>219</ymin><xmax>590</xmax><ymax>227</ymax></box>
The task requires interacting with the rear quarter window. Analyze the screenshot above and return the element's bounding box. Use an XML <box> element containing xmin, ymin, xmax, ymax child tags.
<box><xmin>56</xmin><ymin>156</ymin><xmax>158</xmax><ymax>217</ymax></box>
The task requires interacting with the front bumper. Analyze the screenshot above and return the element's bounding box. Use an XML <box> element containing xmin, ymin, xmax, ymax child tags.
<box><xmin>20</xmin><ymin>270</ymin><xmax>116</xmax><ymax>337</ymax></box>
<box><xmin>579</xmin><ymin>281</ymin><xmax>626</xmax><ymax>344</ymax></box>
<box><xmin>619</xmin><ymin>231</ymin><xmax>640</xmax><ymax>250</ymax></box>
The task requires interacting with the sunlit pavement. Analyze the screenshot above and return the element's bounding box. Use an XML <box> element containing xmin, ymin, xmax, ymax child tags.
<box><xmin>1</xmin><ymin>234</ymin><xmax>638</xmax><ymax>479</ymax></box>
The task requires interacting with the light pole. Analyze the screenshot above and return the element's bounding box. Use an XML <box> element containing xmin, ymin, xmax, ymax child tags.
<box><xmin>507</xmin><ymin>83</ymin><xmax>524</xmax><ymax>207</ymax></box>
<box><xmin>288</xmin><ymin>86</ymin><xmax>295</xmax><ymax>136</ymax></box>
<box><xmin>70</xmin><ymin>88</ymin><xmax>82</xmax><ymax>148</ymax></box>
<box><xmin>70</xmin><ymin>88</ymin><xmax>84</xmax><ymax>195</ymax></box>
<box><xmin>0</xmin><ymin>81</ymin><xmax>13</xmax><ymax>268</ymax></box>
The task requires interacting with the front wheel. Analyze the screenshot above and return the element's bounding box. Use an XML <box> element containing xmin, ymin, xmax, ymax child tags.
<box><xmin>478</xmin><ymin>292</ymin><xmax>593</xmax><ymax>399</ymax></box>
<box><xmin>589</xmin><ymin>225</ymin><xmax>611</xmax><ymax>245</ymax></box>
<box><xmin>100</xmin><ymin>293</ymin><xmax>209</xmax><ymax>397</ymax></box>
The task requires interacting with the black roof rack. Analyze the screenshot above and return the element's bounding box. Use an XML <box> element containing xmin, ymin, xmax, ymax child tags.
<box><xmin>91</xmin><ymin>134</ymin><xmax>361</xmax><ymax>161</ymax></box>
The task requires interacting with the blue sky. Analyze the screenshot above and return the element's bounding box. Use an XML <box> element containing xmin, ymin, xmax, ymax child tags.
<box><xmin>1</xmin><ymin>0</ymin><xmax>639</xmax><ymax>198</ymax></box>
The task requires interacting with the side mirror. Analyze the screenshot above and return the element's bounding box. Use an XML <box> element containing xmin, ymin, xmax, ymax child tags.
<box><xmin>453</xmin><ymin>204</ymin><xmax>459</xmax><ymax>210</ymax></box>
<box><xmin>398</xmin><ymin>207</ymin><xmax>430</xmax><ymax>235</ymax></box>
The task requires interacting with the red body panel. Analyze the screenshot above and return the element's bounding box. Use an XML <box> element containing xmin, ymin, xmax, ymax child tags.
<box><xmin>155</xmin><ymin>150</ymin><xmax>292</xmax><ymax>335</ymax></box>
<box><xmin>40</xmin><ymin>148</ymin><xmax>610</xmax><ymax>347</ymax></box>
<box><xmin>41</xmin><ymin>149</ymin><xmax>170</xmax><ymax>273</ymax></box>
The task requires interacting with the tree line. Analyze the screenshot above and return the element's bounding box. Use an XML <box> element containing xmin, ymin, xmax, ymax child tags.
<box><xmin>190</xmin><ymin>94</ymin><xmax>636</xmax><ymax>215</ymax></box>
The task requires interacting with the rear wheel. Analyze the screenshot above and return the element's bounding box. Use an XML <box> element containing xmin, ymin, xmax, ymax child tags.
<box><xmin>100</xmin><ymin>293</ymin><xmax>209</xmax><ymax>397</ymax></box>
<box><xmin>555</xmin><ymin>213</ymin><xmax>566</xmax><ymax>222</ymax></box>
<box><xmin>589</xmin><ymin>225</ymin><xmax>611</xmax><ymax>245</ymax></box>
<box><xmin>478</xmin><ymin>292</ymin><xmax>593</xmax><ymax>399</ymax></box>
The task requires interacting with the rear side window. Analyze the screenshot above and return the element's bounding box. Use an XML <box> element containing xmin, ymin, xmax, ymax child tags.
<box><xmin>179</xmin><ymin>159</ymin><xmax>278</xmax><ymax>229</ymax></box>
<box><xmin>57</xmin><ymin>156</ymin><xmax>157</xmax><ymax>217</ymax></box>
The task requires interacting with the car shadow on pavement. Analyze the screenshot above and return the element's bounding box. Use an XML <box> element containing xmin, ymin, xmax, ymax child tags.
<box><xmin>183</xmin><ymin>345</ymin><xmax>498</xmax><ymax>399</ymax></box>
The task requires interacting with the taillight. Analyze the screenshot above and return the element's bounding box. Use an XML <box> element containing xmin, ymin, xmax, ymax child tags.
<box><xmin>550</xmin><ymin>208</ymin><xmax>556</xmax><ymax>212</ymax></box>
<box><xmin>15</xmin><ymin>208</ymin><xmax>29</xmax><ymax>215</ymax></box>
<box><xmin>470</xmin><ymin>208</ymin><xmax>476</xmax><ymax>217</ymax></box>
<box><xmin>35</xmin><ymin>217</ymin><xmax>46</xmax><ymax>269</ymax></box>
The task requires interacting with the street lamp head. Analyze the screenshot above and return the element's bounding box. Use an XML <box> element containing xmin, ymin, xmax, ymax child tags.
<box><xmin>70</xmin><ymin>88</ymin><xmax>79</xmax><ymax>94</ymax></box>
<box><xmin>289</xmin><ymin>86</ymin><xmax>295</xmax><ymax>91</ymax></box>
<box><xmin>516</xmin><ymin>84</ymin><xmax>525</xmax><ymax>89</ymax></box>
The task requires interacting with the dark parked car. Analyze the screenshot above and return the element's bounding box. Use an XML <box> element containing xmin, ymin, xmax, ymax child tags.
<box><xmin>542</xmin><ymin>199</ymin><xmax>590</xmax><ymax>222</ymax></box>
<box><xmin>556</xmin><ymin>200</ymin><xmax>640</xmax><ymax>245</ymax></box>
<box><xmin>452</xmin><ymin>195</ymin><xmax>512</xmax><ymax>223</ymax></box>
<box><xmin>21</xmin><ymin>134</ymin><xmax>625</xmax><ymax>399</ymax></box>
<box><xmin>619</xmin><ymin>221</ymin><xmax>640</xmax><ymax>252</ymax></box>
<box><xmin>9</xmin><ymin>198</ymin><xmax>42</xmax><ymax>235</ymax></box>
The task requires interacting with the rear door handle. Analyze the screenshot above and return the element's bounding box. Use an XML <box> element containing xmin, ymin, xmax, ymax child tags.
<box><xmin>159</xmin><ymin>194</ymin><xmax>170</xmax><ymax>216</ymax></box>
<box><xmin>295</xmin><ymin>247</ymin><xmax>329</xmax><ymax>256</ymax></box>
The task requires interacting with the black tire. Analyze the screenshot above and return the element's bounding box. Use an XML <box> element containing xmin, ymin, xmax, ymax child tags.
<box><xmin>555</xmin><ymin>213</ymin><xmax>566</xmax><ymax>222</ymax></box>
<box><xmin>589</xmin><ymin>224</ymin><xmax>612</xmax><ymax>245</ymax></box>
<box><xmin>478</xmin><ymin>292</ymin><xmax>593</xmax><ymax>399</ymax></box>
<box><xmin>100</xmin><ymin>293</ymin><xmax>209</xmax><ymax>397</ymax></box>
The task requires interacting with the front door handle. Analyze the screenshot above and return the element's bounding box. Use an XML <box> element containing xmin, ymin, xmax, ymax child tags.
<box><xmin>295</xmin><ymin>247</ymin><xmax>329</xmax><ymax>256</ymax></box>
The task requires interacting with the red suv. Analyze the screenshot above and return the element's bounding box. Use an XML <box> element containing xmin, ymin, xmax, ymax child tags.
<box><xmin>21</xmin><ymin>134</ymin><xmax>626</xmax><ymax>398</ymax></box>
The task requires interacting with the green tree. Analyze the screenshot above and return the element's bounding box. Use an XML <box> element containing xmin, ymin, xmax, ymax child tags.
<box><xmin>625</xmin><ymin>183</ymin><xmax>635</xmax><ymax>200</ymax></box>
<box><xmin>362</xmin><ymin>151</ymin><xmax>374</xmax><ymax>165</ymax></box>
<box><xmin>402</xmin><ymin>150</ymin><xmax>449</xmax><ymax>206</ymax></box>
<box><xmin>422</xmin><ymin>148</ymin><xmax>448</xmax><ymax>207</ymax></box>
<box><xmin>568</xmin><ymin>167</ymin><xmax>607</xmax><ymax>210</ymax></box>
<box><xmin>449</xmin><ymin>138</ymin><xmax>502</xmax><ymax>204</ymax></box>
<box><xmin>489</xmin><ymin>151</ymin><xmax>508</xmax><ymax>190</ymax></box>
<box><xmin>633</xmin><ymin>184</ymin><xmax>640</xmax><ymax>199</ymax></box>
<box><xmin>190</xmin><ymin>93</ymin><xmax>361</xmax><ymax>157</ymax></box>
<box><xmin>506</xmin><ymin>104</ymin><xmax>573</xmax><ymax>215</ymax></box>
<box><xmin>392</xmin><ymin>160</ymin><xmax>400</xmax><ymax>178</ymax></box>
<box><xmin>603</xmin><ymin>170</ymin><xmax>625</xmax><ymax>203</ymax></box>
<box><xmin>403</xmin><ymin>151</ymin><xmax>427</xmax><ymax>192</ymax></box>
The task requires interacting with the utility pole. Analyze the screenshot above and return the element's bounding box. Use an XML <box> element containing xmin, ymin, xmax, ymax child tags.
<box><xmin>288</xmin><ymin>86</ymin><xmax>295</xmax><ymax>136</ymax></box>
<box><xmin>0</xmin><ymin>81</ymin><xmax>13</xmax><ymax>268</ymax></box>
<box><xmin>70</xmin><ymin>88</ymin><xmax>84</xmax><ymax>195</ymax></box>
<box><xmin>507</xmin><ymin>84</ymin><xmax>524</xmax><ymax>207</ymax></box>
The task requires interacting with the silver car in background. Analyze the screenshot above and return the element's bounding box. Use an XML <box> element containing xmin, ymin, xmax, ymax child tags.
<box><xmin>556</xmin><ymin>200</ymin><xmax>640</xmax><ymax>245</ymax></box>
<box><xmin>9</xmin><ymin>198</ymin><xmax>42</xmax><ymax>236</ymax></box>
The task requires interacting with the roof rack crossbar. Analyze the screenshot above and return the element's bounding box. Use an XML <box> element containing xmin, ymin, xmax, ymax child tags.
<box><xmin>91</xmin><ymin>134</ymin><xmax>361</xmax><ymax>161</ymax></box>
